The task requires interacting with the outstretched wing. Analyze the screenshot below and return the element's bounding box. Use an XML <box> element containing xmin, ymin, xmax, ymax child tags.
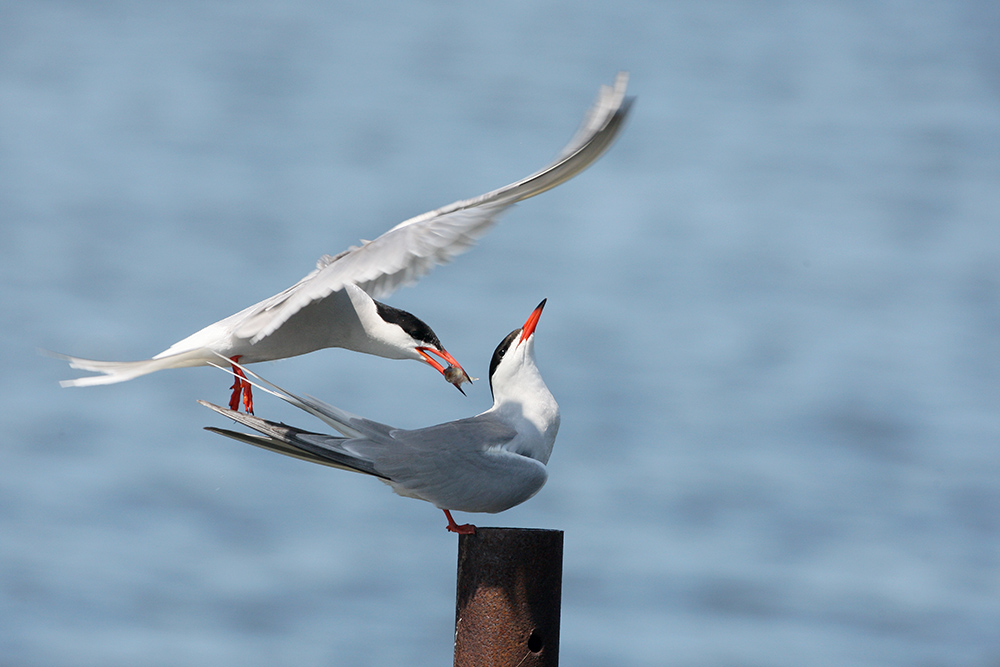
<box><xmin>240</xmin><ymin>72</ymin><xmax>633</xmax><ymax>344</ymax></box>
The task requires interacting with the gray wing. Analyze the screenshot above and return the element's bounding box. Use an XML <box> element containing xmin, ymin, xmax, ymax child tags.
<box><xmin>241</xmin><ymin>72</ymin><xmax>633</xmax><ymax>344</ymax></box>
<box><xmin>345</xmin><ymin>416</ymin><xmax>549</xmax><ymax>514</ymax></box>
<box><xmin>200</xmin><ymin>400</ymin><xmax>388</xmax><ymax>478</ymax></box>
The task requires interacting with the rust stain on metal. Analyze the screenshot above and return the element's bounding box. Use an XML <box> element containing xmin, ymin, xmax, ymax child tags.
<box><xmin>454</xmin><ymin>528</ymin><xmax>563</xmax><ymax>667</ymax></box>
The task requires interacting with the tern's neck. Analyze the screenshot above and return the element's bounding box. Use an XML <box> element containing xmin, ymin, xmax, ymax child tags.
<box><xmin>490</xmin><ymin>365</ymin><xmax>560</xmax><ymax>464</ymax></box>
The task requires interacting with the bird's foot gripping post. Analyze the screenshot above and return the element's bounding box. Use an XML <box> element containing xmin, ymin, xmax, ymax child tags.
<box><xmin>454</xmin><ymin>528</ymin><xmax>563</xmax><ymax>667</ymax></box>
<box><xmin>227</xmin><ymin>356</ymin><xmax>254</xmax><ymax>414</ymax></box>
<box><xmin>444</xmin><ymin>510</ymin><xmax>476</xmax><ymax>535</ymax></box>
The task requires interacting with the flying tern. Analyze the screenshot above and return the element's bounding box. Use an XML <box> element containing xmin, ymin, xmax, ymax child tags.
<box><xmin>57</xmin><ymin>72</ymin><xmax>632</xmax><ymax>413</ymax></box>
<box><xmin>201</xmin><ymin>299</ymin><xmax>559</xmax><ymax>534</ymax></box>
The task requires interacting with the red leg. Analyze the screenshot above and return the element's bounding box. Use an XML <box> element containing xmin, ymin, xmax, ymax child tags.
<box><xmin>228</xmin><ymin>356</ymin><xmax>254</xmax><ymax>414</ymax></box>
<box><xmin>228</xmin><ymin>356</ymin><xmax>242</xmax><ymax>411</ymax></box>
<box><xmin>443</xmin><ymin>509</ymin><xmax>476</xmax><ymax>535</ymax></box>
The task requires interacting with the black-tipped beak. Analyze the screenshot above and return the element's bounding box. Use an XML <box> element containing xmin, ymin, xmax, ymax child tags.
<box><xmin>519</xmin><ymin>298</ymin><xmax>547</xmax><ymax>343</ymax></box>
<box><xmin>417</xmin><ymin>347</ymin><xmax>474</xmax><ymax>394</ymax></box>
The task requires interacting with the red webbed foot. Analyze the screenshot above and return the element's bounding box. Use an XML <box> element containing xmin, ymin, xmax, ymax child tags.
<box><xmin>443</xmin><ymin>509</ymin><xmax>476</xmax><ymax>535</ymax></box>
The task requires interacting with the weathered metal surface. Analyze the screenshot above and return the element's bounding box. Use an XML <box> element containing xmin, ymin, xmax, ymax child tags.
<box><xmin>454</xmin><ymin>528</ymin><xmax>563</xmax><ymax>667</ymax></box>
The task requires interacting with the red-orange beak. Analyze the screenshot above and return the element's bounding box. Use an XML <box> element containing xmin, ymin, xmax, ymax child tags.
<box><xmin>417</xmin><ymin>347</ymin><xmax>473</xmax><ymax>395</ymax></box>
<box><xmin>519</xmin><ymin>299</ymin><xmax>547</xmax><ymax>343</ymax></box>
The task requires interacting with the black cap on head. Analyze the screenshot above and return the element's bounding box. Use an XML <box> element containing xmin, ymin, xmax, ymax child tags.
<box><xmin>373</xmin><ymin>300</ymin><xmax>444</xmax><ymax>349</ymax></box>
<box><xmin>488</xmin><ymin>328</ymin><xmax>521</xmax><ymax>398</ymax></box>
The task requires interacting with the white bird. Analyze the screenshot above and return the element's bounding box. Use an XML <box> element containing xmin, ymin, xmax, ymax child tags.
<box><xmin>57</xmin><ymin>72</ymin><xmax>632</xmax><ymax>413</ymax></box>
<box><xmin>201</xmin><ymin>299</ymin><xmax>559</xmax><ymax>534</ymax></box>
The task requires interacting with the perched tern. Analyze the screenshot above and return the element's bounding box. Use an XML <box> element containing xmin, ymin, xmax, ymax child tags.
<box><xmin>57</xmin><ymin>72</ymin><xmax>632</xmax><ymax>413</ymax></box>
<box><xmin>201</xmin><ymin>299</ymin><xmax>559</xmax><ymax>534</ymax></box>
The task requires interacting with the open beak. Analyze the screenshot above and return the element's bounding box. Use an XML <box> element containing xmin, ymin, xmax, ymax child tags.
<box><xmin>519</xmin><ymin>298</ymin><xmax>547</xmax><ymax>343</ymax></box>
<box><xmin>417</xmin><ymin>347</ymin><xmax>474</xmax><ymax>395</ymax></box>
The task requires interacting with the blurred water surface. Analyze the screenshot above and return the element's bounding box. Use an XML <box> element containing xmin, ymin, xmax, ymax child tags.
<box><xmin>2</xmin><ymin>2</ymin><xmax>999</xmax><ymax>666</ymax></box>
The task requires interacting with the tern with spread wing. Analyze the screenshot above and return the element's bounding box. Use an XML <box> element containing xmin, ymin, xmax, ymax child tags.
<box><xmin>201</xmin><ymin>299</ymin><xmax>558</xmax><ymax>534</ymax></box>
<box><xmin>57</xmin><ymin>73</ymin><xmax>631</xmax><ymax>413</ymax></box>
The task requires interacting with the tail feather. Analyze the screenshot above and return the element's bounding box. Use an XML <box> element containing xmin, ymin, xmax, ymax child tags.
<box><xmin>52</xmin><ymin>349</ymin><xmax>212</xmax><ymax>387</ymax></box>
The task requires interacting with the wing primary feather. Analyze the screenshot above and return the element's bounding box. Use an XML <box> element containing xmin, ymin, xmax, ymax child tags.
<box><xmin>205</xmin><ymin>426</ymin><xmax>341</xmax><ymax>468</ymax></box>
<box><xmin>200</xmin><ymin>404</ymin><xmax>389</xmax><ymax>479</ymax></box>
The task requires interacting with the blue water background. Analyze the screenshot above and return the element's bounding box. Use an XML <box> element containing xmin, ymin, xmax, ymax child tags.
<box><xmin>3</xmin><ymin>2</ymin><xmax>1000</xmax><ymax>665</ymax></box>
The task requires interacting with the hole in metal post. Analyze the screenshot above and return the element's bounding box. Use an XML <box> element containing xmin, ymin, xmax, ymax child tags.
<box><xmin>527</xmin><ymin>629</ymin><xmax>543</xmax><ymax>653</ymax></box>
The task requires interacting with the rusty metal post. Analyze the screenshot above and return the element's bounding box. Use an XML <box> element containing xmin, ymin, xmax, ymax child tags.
<box><xmin>454</xmin><ymin>528</ymin><xmax>563</xmax><ymax>667</ymax></box>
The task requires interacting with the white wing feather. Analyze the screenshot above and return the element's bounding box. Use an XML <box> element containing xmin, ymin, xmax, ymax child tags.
<box><xmin>242</xmin><ymin>72</ymin><xmax>633</xmax><ymax>344</ymax></box>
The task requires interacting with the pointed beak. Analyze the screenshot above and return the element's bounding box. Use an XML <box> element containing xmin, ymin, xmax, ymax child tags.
<box><xmin>519</xmin><ymin>298</ymin><xmax>547</xmax><ymax>343</ymax></box>
<box><xmin>417</xmin><ymin>347</ymin><xmax>475</xmax><ymax>395</ymax></box>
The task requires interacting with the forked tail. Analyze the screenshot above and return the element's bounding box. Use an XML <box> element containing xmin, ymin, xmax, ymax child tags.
<box><xmin>52</xmin><ymin>349</ymin><xmax>212</xmax><ymax>387</ymax></box>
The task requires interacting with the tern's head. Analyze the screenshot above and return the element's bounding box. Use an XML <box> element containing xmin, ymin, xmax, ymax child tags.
<box><xmin>370</xmin><ymin>299</ymin><xmax>473</xmax><ymax>394</ymax></box>
<box><xmin>488</xmin><ymin>299</ymin><xmax>548</xmax><ymax>400</ymax></box>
